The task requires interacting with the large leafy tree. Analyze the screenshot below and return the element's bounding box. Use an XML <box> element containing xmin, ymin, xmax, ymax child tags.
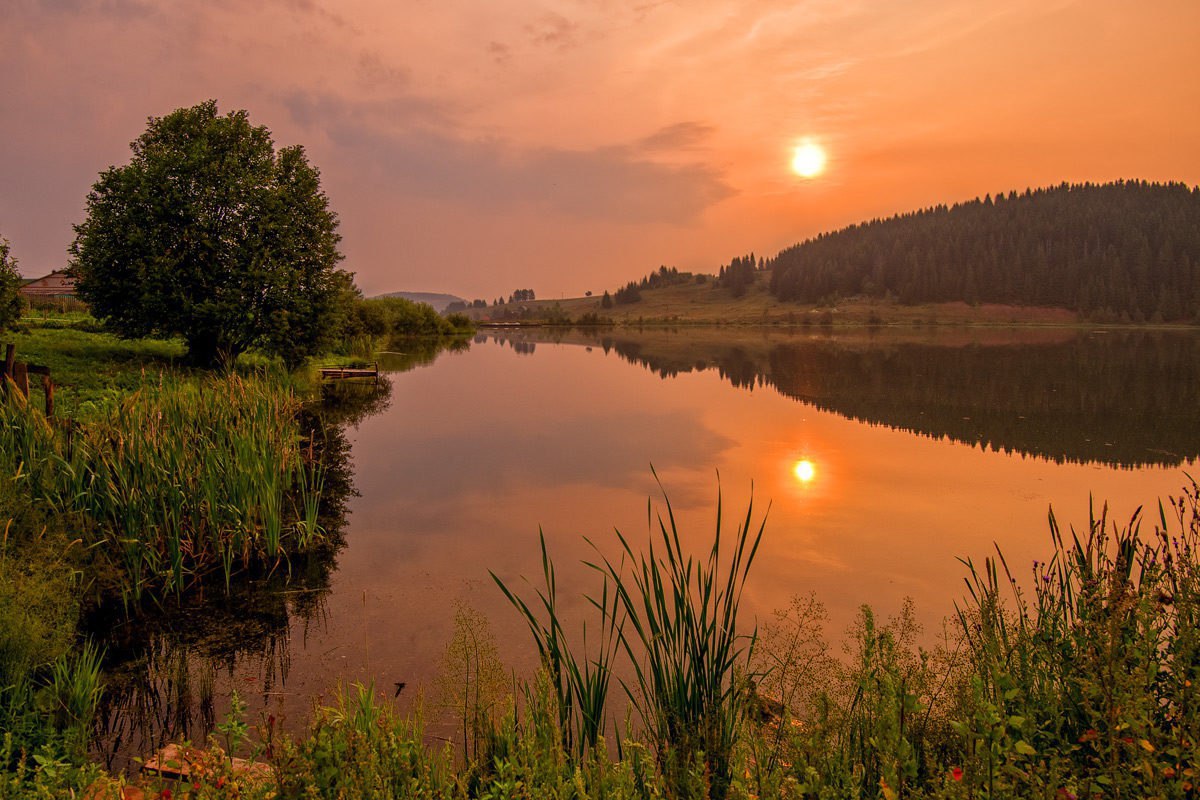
<box><xmin>70</xmin><ymin>100</ymin><xmax>348</xmax><ymax>368</ymax></box>
<box><xmin>0</xmin><ymin>237</ymin><xmax>23</xmax><ymax>332</ymax></box>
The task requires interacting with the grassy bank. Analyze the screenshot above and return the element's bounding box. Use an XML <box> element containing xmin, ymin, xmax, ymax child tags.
<box><xmin>465</xmin><ymin>270</ymin><xmax>1090</xmax><ymax>328</ymax></box>
<box><xmin>0</xmin><ymin>318</ymin><xmax>333</xmax><ymax>792</ymax></box>
<box><xmin>0</xmin><ymin>314</ymin><xmax>480</xmax><ymax>795</ymax></box>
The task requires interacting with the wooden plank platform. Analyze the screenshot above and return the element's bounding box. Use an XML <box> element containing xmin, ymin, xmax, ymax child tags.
<box><xmin>141</xmin><ymin>742</ymin><xmax>272</xmax><ymax>783</ymax></box>
<box><xmin>318</xmin><ymin>363</ymin><xmax>378</xmax><ymax>381</ymax></box>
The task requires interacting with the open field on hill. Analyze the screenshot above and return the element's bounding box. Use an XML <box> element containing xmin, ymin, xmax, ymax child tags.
<box><xmin>466</xmin><ymin>270</ymin><xmax>1085</xmax><ymax>327</ymax></box>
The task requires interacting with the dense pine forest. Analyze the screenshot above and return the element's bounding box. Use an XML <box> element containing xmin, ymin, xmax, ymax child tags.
<box><xmin>768</xmin><ymin>181</ymin><xmax>1200</xmax><ymax>321</ymax></box>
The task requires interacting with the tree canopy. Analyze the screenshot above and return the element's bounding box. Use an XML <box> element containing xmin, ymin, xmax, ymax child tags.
<box><xmin>70</xmin><ymin>100</ymin><xmax>349</xmax><ymax>368</ymax></box>
<box><xmin>0</xmin><ymin>237</ymin><xmax>23</xmax><ymax>332</ymax></box>
<box><xmin>768</xmin><ymin>181</ymin><xmax>1200</xmax><ymax>322</ymax></box>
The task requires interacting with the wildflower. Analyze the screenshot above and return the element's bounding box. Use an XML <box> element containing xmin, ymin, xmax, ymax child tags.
<box><xmin>158</xmin><ymin>790</ymin><xmax>172</xmax><ymax>800</ymax></box>
<box><xmin>951</xmin><ymin>767</ymin><xmax>963</xmax><ymax>782</ymax></box>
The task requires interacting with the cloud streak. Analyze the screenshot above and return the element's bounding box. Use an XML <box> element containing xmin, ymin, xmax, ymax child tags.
<box><xmin>286</xmin><ymin>92</ymin><xmax>733</xmax><ymax>224</ymax></box>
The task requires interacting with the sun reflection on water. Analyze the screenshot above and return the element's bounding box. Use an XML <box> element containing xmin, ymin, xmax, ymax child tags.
<box><xmin>793</xmin><ymin>459</ymin><xmax>816</xmax><ymax>483</ymax></box>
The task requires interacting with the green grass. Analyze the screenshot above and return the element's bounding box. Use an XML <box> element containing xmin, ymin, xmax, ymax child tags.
<box><xmin>0</xmin><ymin>374</ymin><xmax>326</xmax><ymax>602</ymax></box>
<box><xmin>9</xmin><ymin>323</ymin><xmax>186</xmax><ymax>418</ymax></box>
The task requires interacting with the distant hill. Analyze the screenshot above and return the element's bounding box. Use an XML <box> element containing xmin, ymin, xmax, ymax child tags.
<box><xmin>375</xmin><ymin>291</ymin><xmax>465</xmax><ymax>313</ymax></box>
<box><xmin>769</xmin><ymin>181</ymin><xmax>1200</xmax><ymax>322</ymax></box>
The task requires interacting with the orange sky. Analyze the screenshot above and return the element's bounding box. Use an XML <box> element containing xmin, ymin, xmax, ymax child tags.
<box><xmin>2</xmin><ymin>0</ymin><xmax>1198</xmax><ymax>298</ymax></box>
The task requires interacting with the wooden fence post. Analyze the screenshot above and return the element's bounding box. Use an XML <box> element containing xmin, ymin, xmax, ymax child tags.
<box><xmin>12</xmin><ymin>362</ymin><xmax>29</xmax><ymax>398</ymax></box>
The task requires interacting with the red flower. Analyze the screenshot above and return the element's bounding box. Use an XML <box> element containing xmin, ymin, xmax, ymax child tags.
<box><xmin>158</xmin><ymin>790</ymin><xmax>172</xmax><ymax>799</ymax></box>
<box><xmin>951</xmin><ymin>767</ymin><xmax>964</xmax><ymax>782</ymax></box>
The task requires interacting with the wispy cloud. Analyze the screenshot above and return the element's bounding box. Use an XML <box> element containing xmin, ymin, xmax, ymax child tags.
<box><xmin>293</xmin><ymin>93</ymin><xmax>733</xmax><ymax>224</ymax></box>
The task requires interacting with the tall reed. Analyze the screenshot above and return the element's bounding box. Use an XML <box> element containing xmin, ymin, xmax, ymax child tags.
<box><xmin>591</xmin><ymin>480</ymin><xmax>765</xmax><ymax>799</ymax></box>
<box><xmin>497</xmin><ymin>478</ymin><xmax>765</xmax><ymax>798</ymax></box>
<box><xmin>492</xmin><ymin>531</ymin><xmax>623</xmax><ymax>758</ymax></box>
<box><xmin>0</xmin><ymin>374</ymin><xmax>326</xmax><ymax>601</ymax></box>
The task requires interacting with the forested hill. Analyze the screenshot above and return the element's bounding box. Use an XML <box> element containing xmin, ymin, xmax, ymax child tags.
<box><xmin>768</xmin><ymin>181</ymin><xmax>1200</xmax><ymax>322</ymax></box>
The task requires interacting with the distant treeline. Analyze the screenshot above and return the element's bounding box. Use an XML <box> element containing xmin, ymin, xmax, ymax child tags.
<box><xmin>768</xmin><ymin>181</ymin><xmax>1200</xmax><ymax>321</ymax></box>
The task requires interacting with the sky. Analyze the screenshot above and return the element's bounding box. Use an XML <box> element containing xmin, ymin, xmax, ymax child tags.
<box><xmin>2</xmin><ymin>0</ymin><xmax>1198</xmax><ymax>299</ymax></box>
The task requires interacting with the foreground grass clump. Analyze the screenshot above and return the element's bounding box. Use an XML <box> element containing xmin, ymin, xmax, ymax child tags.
<box><xmin>950</xmin><ymin>487</ymin><xmax>1200</xmax><ymax>798</ymax></box>
<box><xmin>0</xmin><ymin>374</ymin><xmax>325</xmax><ymax>601</ymax></box>
<box><xmin>494</xmin><ymin>481</ymin><xmax>764</xmax><ymax>800</ymax></box>
<box><xmin>0</xmin><ymin>482</ymin><xmax>105</xmax><ymax>796</ymax></box>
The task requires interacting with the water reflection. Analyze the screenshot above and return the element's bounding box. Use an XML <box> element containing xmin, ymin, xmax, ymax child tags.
<box><xmin>793</xmin><ymin>459</ymin><xmax>816</xmax><ymax>484</ymax></box>
<box><xmin>486</xmin><ymin>327</ymin><xmax>1200</xmax><ymax>469</ymax></box>
<box><xmin>89</xmin><ymin>374</ymin><xmax>395</xmax><ymax>770</ymax></box>
<box><xmin>88</xmin><ymin>327</ymin><xmax>1200</xmax><ymax>769</ymax></box>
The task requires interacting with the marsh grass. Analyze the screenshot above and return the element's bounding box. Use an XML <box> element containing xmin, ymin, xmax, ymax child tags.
<box><xmin>950</xmin><ymin>480</ymin><xmax>1200</xmax><ymax>798</ymax></box>
<box><xmin>595</xmin><ymin>481</ymin><xmax>765</xmax><ymax>800</ymax></box>
<box><xmin>492</xmin><ymin>531</ymin><xmax>623</xmax><ymax>759</ymax></box>
<box><xmin>494</xmin><ymin>477</ymin><xmax>765</xmax><ymax>799</ymax></box>
<box><xmin>0</xmin><ymin>374</ymin><xmax>325</xmax><ymax>601</ymax></box>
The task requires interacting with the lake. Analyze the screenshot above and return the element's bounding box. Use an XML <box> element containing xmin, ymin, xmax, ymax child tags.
<box><xmin>91</xmin><ymin>326</ymin><xmax>1200</xmax><ymax>767</ymax></box>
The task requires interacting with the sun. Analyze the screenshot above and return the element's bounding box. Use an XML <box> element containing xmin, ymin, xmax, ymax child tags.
<box><xmin>793</xmin><ymin>459</ymin><xmax>816</xmax><ymax>483</ymax></box>
<box><xmin>790</xmin><ymin>141</ymin><xmax>827</xmax><ymax>179</ymax></box>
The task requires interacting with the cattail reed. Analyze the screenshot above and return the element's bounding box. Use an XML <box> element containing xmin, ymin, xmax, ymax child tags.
<box><xmin>0</xmin><ymin>375</ymin><xmax>326</xmax><ymax>602</ymax></box>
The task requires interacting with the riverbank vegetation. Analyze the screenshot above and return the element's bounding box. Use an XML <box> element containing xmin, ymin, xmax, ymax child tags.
<box><xmin>6</xmin><ymin>460</ymin><xmax>1200</xmax><ymax>798</ymax></box>
<box><xmin>0</xmin><ymin>306</ymin><xmax>471</xmax><ymax>796</ymax></box>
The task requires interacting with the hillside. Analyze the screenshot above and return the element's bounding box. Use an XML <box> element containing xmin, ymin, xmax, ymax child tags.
<box><xmin>769</xmin><ymin>181</ymin><xmax>1200</xmax><ymax>322</ymax></box>
<box><xmin>462</xmin><ymin>180</ymin><xmax>1200</xmax><ymax>327</ymax></box>
<box><xmin>375</xmin><ymin>291</ymin><xmax>465</xmax><ymax>313</ymax></box>
<box><xmin>463</xmin><ymin>276</ymin><xmax>1079</xmax><ymax>327</ymax></box>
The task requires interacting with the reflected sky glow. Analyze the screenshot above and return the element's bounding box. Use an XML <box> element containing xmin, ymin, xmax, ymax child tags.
<box><xmin>95</xmin><ymin>328</ymin><xmax>1200</xmax><ymax>764</ymax></box>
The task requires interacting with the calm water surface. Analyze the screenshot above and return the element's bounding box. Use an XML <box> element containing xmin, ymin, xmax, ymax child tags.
<box><xmin>93</xmin><ymin>327</ymin><xmax>1200</xmax><ymax>766</ymax></box>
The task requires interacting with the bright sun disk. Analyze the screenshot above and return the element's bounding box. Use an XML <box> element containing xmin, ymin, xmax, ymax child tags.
<box><xmin>793</xmin><ymin>459</ymin><xmax>816</xmax><ymax>483</ymax></box>
<box><xmin>791</xmin><ymin>141</ymin><xmax>827</xmax><ymax>178</ymax></box>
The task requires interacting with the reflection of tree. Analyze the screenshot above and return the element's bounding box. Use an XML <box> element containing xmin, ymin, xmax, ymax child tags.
<box><xmin>88</xmin><ymin>380</ymin><xmax>394</xmax><ymax>770</ymax></box>
<box><xmin>89</xmin><ymin>574</ymin><xmax>305</xmax><ymax>769</ymax></box>
<box><xmin>504</xmin><ymin>329</ymin><xmax>1200</xmax><ymax>469</ymax></box>
<box><xmin>379</xmin><ymin>335</ymin><xmax>471</xmax><ymax>373</ymax></box>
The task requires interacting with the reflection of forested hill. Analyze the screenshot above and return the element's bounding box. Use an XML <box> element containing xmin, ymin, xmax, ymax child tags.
<box><xmin>493</xmin><ymin>329</ymin><xmax>1200</xmax><ymax>469</ymax></box>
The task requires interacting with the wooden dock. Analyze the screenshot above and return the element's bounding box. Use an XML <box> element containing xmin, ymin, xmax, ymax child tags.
<box><xmin>318</xmin><ymin>362</ymin><xmax>379</xmax><ymax>382</ymax></box>
<box><xmin>141</xmin><ymin>742</ymin><xmax>272</xmax><ymax>782</ymax></box>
